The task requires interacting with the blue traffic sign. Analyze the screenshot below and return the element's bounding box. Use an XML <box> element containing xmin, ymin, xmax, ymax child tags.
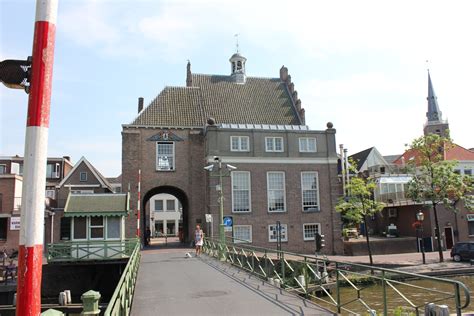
<box><xmin>223</xmin><ymin>216</ymin><xmax>233</xmax><ymax>227</ymax></box>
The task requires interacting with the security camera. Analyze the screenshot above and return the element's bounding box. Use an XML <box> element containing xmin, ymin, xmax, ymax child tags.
<box><xmin>204</xmin><ymin>165</ymin><xmax>214</xmax><ymax>171</ymax></box>
<box><xmin>226</xmin><ymin>164</ymin><xmax>237</xmax><ymax>171</ymax></box>
<box><xmin>213</xmin><ymin>156</ymin><xmax>221</xmax><ymax>162</ymax></box>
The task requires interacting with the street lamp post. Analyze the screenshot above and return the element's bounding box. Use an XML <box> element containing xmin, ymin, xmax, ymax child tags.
<box><xmin>204</xmin><ymin>157</ymin><xmax>236</xmax><ymax>259</ymax></box>
<box><xmin>417</xmin><ymin>211</ymin><xmax>426</xmax><ymax>264</ymax></box>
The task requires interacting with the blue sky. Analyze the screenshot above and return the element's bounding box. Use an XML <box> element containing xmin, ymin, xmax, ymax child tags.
<box><xmin>1</xmin><ymin>0</ymin><xmax>474</xmax><ymax>176</ymax></box>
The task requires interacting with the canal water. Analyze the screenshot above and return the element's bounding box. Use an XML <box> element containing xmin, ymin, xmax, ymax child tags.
<box><xmin>315</xmin><ymin>274</ymin><xmax>474</xmax><ymax>315</ymax></box>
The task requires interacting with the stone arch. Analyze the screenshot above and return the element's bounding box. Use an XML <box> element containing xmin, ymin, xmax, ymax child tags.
<box><xmin>142</xmin><ymin>186</ymin><xmax>190</xmax><ymax>242</ymax></box>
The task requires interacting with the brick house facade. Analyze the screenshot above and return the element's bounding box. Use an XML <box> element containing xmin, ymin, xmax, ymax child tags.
<box><xmin>122</xmin><ymin>53</ymin><xmax>344</xmax><ymax>254</ymax></box>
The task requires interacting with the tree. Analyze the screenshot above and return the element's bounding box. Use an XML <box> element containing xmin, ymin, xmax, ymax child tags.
<box><xmin>336</xmin><ymin>165</ymin><xmax>385</xmax><ymax>267</ymax></box>
<box><xmin>406</xmin><ymin>133</ymin><xmax>474</xmax><ymax>263</ymax></box>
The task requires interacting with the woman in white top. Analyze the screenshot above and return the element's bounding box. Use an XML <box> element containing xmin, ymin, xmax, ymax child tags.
<box><xmin>194</xmin><ymin>224</ymin><xmax>204</xmax><ymax>256</ymax></box>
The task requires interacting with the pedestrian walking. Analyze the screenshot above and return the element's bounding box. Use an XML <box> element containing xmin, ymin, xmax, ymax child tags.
<box><xmin>145</xmin><ymin>227</ymin><xmax>151</xmax><ymax>246</ymax></box>
<box><xmin>194</xmin><ymin>224</ymin><xmax>204</xmax><ymax>257</ymax></box>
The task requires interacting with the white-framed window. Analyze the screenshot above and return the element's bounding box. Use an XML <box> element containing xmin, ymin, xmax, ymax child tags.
<box><xmin>166</xmin><ymin>200</ymin><xmax>176</xmax><ymax>212</ymax></box>
<box><xmin>106</xmin><ymin>216</ymin><xmax>121</xmax><ymax>239</ymax></box>
<box><xmin>72</xmin><ymin>217</ymin><xmax>87</xmax><ymax>240</ymax></box>
<box><xmin>265</xmin><ymin>137</ymin><xmax>284</xmax><ymax>152</ymax></box>
<box><xmin>79</xmin><ymin>172</ymin><xmax>87</xmax><ymax>182</ymax></box>
<box><xmin>468</xmin><ymin>214</ymin><xmax>474</xmax><ymax>236</ymax></box>
<box><xmin>155</xmin><ymin>200</ymin><xmax>163</xmax><ymax>212</ymax></box>
<box><xmin>156</xmin><ymin>142</ymin><xmax>175</xmax><ymax>171</ymax></box>
<box><xmin>299</xmin><ymin>138</ymin><xmax>317</xmax><ymax>152</ymax></box>
<box><xmin>45</xmin><ymin>189</ymin><xmax>56</xmax><ymax>199</ymax></box>
<box><xmin>90</xmin><ymin>216</ymin><xmax>104</xmax><ymax>239</ymax></box>
<box><xmin>464</xmin><ymin>169</ymin><xmax>472</xmax><ymax>176</ymax></box>
<box><xmin>303</xmin><ymin>223</ymin><xmax>321</xmax><ymax>241</ymax></box>
<box><xmin>230</xmin><ymin>136</ymin><xmax>249</xmax><ymax>152</ymax></box>
<box><xmin>0</xmin><ymin>165</ymin><xmax>6</xmax><ymax>174</ymax></box>
<box><xmin>267</xmin><ymin>172</ymin><xmax>285</xmax><ymax>212</ymax></box>
<box><xmin>233</xmin><ymin>225</ymin><xmax>252</xmax><ymax>243</ymax></box>
<box><xmin>232</xmin><ymin>171</ymin><xmax>251</xmax><ymax>213</ymax></box>
<box><xmin>268</xmin><ymin>224</ymin><xmax>288</xmax><ymax>242</ymax></box>
<box><xmin>301</xmin><ymin>172</ymin><xmax>319</xmax><ymax>212</ymax></box>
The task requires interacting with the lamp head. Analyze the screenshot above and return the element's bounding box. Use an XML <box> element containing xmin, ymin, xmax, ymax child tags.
<box><xmin>226</xmin><ymin>164</ymin><xmax>237</xmax><ymax>171</ymax></box>
<box><xmin>416</xmin><ymin>211</ymin><xmax>424</xmax><ymax>221</ymax></box>
<box><xmin>204</xmin><ymin>165</ymin><xmax>214</xmax><ymax>172</ymax></box>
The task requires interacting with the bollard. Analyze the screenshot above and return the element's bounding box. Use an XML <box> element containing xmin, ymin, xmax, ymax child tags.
<box><xmin>12</xmin><ymin>293</ymin><xmax>16</xmax><ymax>306</ymax></box>
<box><xmin>435</xmin><ymin>305</ymin><xmax>449</xmax><ymax>316</ymax></box>
<box><xmin>273</xmin><ymin>278</ymin><xmax>281</xmax><ymax>288</ymax></box>
<box><xmin>64</xmin><ymin>290</ymin><xmax>72</xmax><ymax>304</ymax></box>
<box><xmin>268</xmin><ymin>278</ymin><xmax>274</xmax><ymax>286</ymax></box>
<box><xmin>425</xmin><ymin>303</ymin><xmax>435</xmax><ymax>315</ymax></box>
<box><xmin>59</xmin><ymin>292</ymin><xmax>67</xmax><ymax>306</ymax></box>
<box><xmin>81</xmin><ymin>290</ymin><xmax>101</xmax><ymax>315</ymax></box>
<box><xmin>41</xmin><ymin>309</ymin><xmax>65</xmax><ymax>316</ymax></box>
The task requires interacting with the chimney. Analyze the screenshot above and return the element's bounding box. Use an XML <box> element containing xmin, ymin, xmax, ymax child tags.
<box><xmin>299</xmin><ymin>108</ymin><xmax>305</xmax><ymax>124</ymax></box>
<box><xmin>186</xmin><ymin>60</ymin><xmax>192</xmax><ymax>87</ymax></box>
<box><xmin>280</xmin><ymin>66</ymin><xmax>288</xmax><ymax>82</ymax></box>
<box><xmin>138</xmin><ymin>97</ymin><xmax>144</xmax><ymax>113</ymax></box>
<box><xmin>63</xmin><ymin>156</ymin><xmax>71</xmax><ymax>162</ymax></box>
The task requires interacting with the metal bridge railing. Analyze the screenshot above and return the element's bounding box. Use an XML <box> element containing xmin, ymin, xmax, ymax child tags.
<box><xmin>104</xmin><ymin>239</ymin><xmax>141</xmax><ymax>316</ymax></box>
<box><xmin>203</xmin><ymin>237</ymin><xmax>470</xmax><ymax>316</ymax></box>
<box><xmin>47</xmin><ymin>239</ymin><xmax>138</xmax><ymax>262</ymax></box>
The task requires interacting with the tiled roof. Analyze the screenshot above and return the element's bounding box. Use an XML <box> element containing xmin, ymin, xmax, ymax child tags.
<box><xmin>129</xmin><ymin>74</ymin><xmax>301</xmax><ymax>127</ymax></box>
<box><xmin>64</xmin><ymin>193</ymin><xmax>129</xmax><ymax>217</ymax></box>
<box><xmin>131</xmin><ymin>87</ymin><xmax>204</xmax><ymax>126</ymax></box>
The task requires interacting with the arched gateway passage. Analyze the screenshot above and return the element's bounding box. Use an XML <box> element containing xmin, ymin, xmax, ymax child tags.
<box><xmin>142</xmin><ymin>186</ymin><xmax>190</xmax><ymax>244</ymax></box>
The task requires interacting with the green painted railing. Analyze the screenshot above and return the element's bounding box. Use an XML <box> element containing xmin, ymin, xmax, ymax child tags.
<box><xmin>47</xmin><ymin>239</ymin><xmax>138</xmax><ymax>262</ymax></box>
<box><xmin>203</xmin><ymin>238</ymin><xmax>471</xmax><ymax>316</ymax></box>
<box><xmin>104</xmin><ymin>240</ymin><xmax>141</xmax><ymax>316</ymax></box>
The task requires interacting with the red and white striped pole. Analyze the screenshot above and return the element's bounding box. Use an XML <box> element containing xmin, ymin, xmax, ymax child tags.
<box><xmin>17</xmin><ymin>1</ymin><xmax>58</xmax><ymax>315</ymax></box>
<box><xmin>137</xmin><ymin>169</ymin><xmax>141</xmax><ymax>238</ymax></box>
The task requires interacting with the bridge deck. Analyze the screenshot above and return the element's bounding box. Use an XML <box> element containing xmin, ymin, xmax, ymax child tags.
<box><xmin>131</xmin><ymin>247</ymin><xmax>334</xmax><ymax>316</ymax></box>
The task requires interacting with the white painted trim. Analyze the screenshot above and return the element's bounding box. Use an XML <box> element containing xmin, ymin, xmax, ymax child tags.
<box><xmin>268</xmin><ymin>224</ymin><xmax>288</xmax><ymax>242</ymax></box>
<box><xmin>231</xmin><ymin>171</ymin><xmax>251</xmax><ymax>213</ymax></box>
<box><xmin>206</xmin><ymin>156</ymin><xmax>338</xmax><ymax>164</ymax></box>
<box><xmin>299</xmin><ymin>137</ymin><xmax>317</xmax><ymax>153</ymax></box>
<box><xmin>156</xmin><ymin>141</ymin><xmax>176</xmax><ymax>171</ymax></box>
<box><xmin>303</xmin><ymin>223</ymin><xmax>321</xmax><ymax>241</ymax></box>
<box><xmin>267</xmin><ymin>171</ymin><xmax>286</xmax><ymax>213</ymax></box>
<box><xmin>63</xmin><ymin>184</ymin><xmax>101</xmax><ymax>188</ymax></box>
<box><xmin>233</xmin><ymin>225</ymin><xmax>252</xmax><ymax>243</ymax></box>
<box><xmin>57</xmin><ymin>156</ymin><xmax>110</xmax><ymax>189</ymax></box>
<box><xmin>301</xmin><ymin>171</ymin><xmax>320</xmax><ymax>212</ymax></box>
<box><xmin>230</xmin><ymin>136</ymin><xmax>250</xmax><ymax>152</ymax></box>
<box><xmin>35</xmin><ymin>0</ymin><xmax>58</xmax><ymax>24</ymax></box>
<box><xmin>265</xmin><ymin>137</ymin><xmax>284</xmax><ymax>152</ymax></box>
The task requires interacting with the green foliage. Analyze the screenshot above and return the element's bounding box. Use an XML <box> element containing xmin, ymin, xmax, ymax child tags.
<box><xmin>406</xmin><ymin>133</ymin><xmax>474</xmax><ymax>212</ymax></box>
<box><xmin>336</xmin><ymin>159</ymin><xmax>386</xmax><ymax>225</ymax></box>
<box><xmin>392</xmin><ymin>306</ymin><xmax>416</xmax><ymax>316</ymax></box>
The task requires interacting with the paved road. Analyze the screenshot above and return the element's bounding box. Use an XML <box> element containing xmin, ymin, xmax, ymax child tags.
<box><xmin>131</xmin><ymin>248</ymin><xmax>334</xmax><ymax>316</ymax></box>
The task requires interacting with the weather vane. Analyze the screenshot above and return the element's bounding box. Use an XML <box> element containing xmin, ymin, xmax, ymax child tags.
<box><xmin>234</xmin><ymin>33</ymin><xmax>239</xmax><ymax>53</ymax></box>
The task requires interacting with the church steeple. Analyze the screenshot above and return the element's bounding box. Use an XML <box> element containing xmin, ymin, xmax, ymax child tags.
<box><xmin>423</xmin><ymin>71</ymin><xmax>449</xmax><ymax>136</ymax></box>
<box><xmin>229</xmin><ymin>35</ymin><xmax>247</xmax><ymax>84</ymax></box>
<box><xmin>426</xmin><ymin>72</ymin><xmax>442</xmax><ymax>122</ymax></box>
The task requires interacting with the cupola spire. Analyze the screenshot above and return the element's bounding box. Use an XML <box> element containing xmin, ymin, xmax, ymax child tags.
<box><xmin>229</xmin><ymin>35</ymin><xmax>247</xmax><ymax>84</ymax></box>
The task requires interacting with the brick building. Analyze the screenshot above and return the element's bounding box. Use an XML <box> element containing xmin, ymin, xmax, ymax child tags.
<box><xmin>0</xmin><ymin>155</ymin><xmax>73</xmax><ymax>250</ymax></box>
<box><xmin>122</xmin><ymin>52</ymin><xmax>343</xmax><ymax>254</ymax></box>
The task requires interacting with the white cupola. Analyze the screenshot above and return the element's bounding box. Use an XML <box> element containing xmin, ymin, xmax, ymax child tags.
<box><xmin>229</xmin><ymin>52</ymin><xmax>247</xmax><ymax>84</ymax></box>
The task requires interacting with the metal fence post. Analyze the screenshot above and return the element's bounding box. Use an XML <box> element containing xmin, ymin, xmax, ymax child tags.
<box><xmin>281</xmin><ymin>252</ymin><xmax>285</xmax><ymax>286</ymax></box>
<box><xmin>382</xmin><ymin>270</ymin><xmax>387</xmax><ymax>316</ymax></box>
<box><xmin>455</xmin><ymin>283</ymin><xmax>461</xmax><ymax>316</ymax></box>
<box><xmin>335</xmin><ymin>262</ymin><xmax>341</xmax><ymax>314</ymax></box>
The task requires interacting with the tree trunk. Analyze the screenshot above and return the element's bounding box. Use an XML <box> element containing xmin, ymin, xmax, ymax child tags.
<box><xmin>432</xmin><ymin>204</ymin><xmax>444</xmax><ymax>262</ymax></box>
<box><xmin>364</xmin><ymin>216</ymin><xmax>374</xmax><ymax>268</ymax></box>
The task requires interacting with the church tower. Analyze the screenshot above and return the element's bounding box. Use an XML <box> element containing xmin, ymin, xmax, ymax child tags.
<box><xmin>423</xmin><ymin>72</ymin><xmax>449</xmax><ymax>136</ymax></box>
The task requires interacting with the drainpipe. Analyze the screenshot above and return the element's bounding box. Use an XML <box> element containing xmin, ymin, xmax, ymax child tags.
<box><xmin>339</xmin><ymin>144</ymin><xmax>345</xmax><ymax>196</ymax></box>
<box><xmin>344</xmin><ymin>148</ymin><xmax>349</xmax><ymax>195</ymax></box>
